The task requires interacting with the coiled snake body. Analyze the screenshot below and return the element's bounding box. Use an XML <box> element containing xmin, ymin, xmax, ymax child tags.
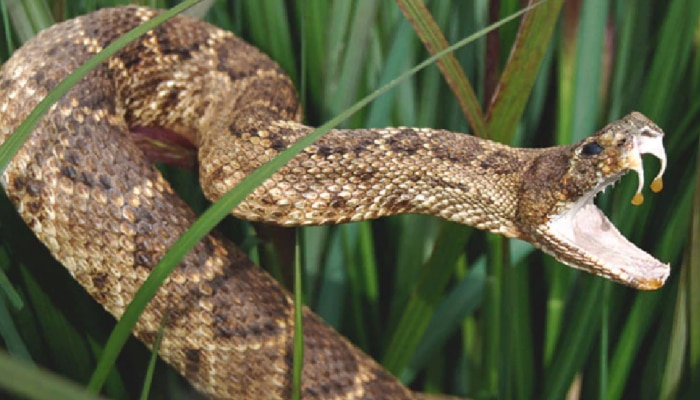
<box><xmin>0</xmin><ymin>6</ymin><xmax>670</xmax><ymax>399</ymax></box>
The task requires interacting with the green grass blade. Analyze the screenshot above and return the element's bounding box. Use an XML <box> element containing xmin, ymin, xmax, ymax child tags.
<box><xmin>0</xmin><ymin>297</ymin><xmax>32</xmax><ymax>362</ymax></box>
<box><xmin>0</xmin><ymin>265</ymin><xmax>22</xmax><ymax>310</ymax></box>
<box><xmin>0</xmin><ymin>350</ymin><xmax>106</xmax><ymax>400</ymax></box>
<box><xmin>139</xmin><ymin>319</ymin><xmax>166</xmax><ymax>400</ymax></box>
<box><xmin>605</xmin><ymin>292</ymin><xmax>665</xmax><ymax>399</ymax></box>
<box><xmin>292</xmin><ymin>238</ymin><xmax>303</xmax><ymax>400</ymax></box>
<box><xmin>482</xmin><ymin>234</ymin><xmax>505</xmax><ymax>397</ymax></box>
<box><xmin>5</xmin><ymin>0</ymin><xmax>53</xmax><ymax>43</ymax></box>
<box><xmin>314</xmin><ymin>226</ymin><xmax>348</xmax><ymax>327</ymax></box>
<box><xmin>396</xmin><ymin>0</ymin><xmax>487</xmax><ymax>137</ymax></box>
<box><xmin>689</xmin><ymin>130</ymin><xmax>700</xmax><ymax>395</ymax></box>
<box><xmin>569</xmin><ymin>0</ymin><xmax>608</xmax><ymax>139</ymax></box>
<box><xmin>346</xmin><ymin>222</ymin><xmax>381</xmax><ymax>350</ymax></box>
<box><xmin>608</xmin><ymin>0</ymin><xmax>639</xmax><ymax>117</ymax></box>
<box><xmin>387</xmin><ymin>215</ymin><xmax>438</xmax><ymax>327</ymax></box>
<box><xmin>365</xmin><ymin>18</ymin><xmax>417</xmax><ymax>128</ymax></box>
<box><xmin>506</xmin><ymin>244</ymin><xmax>535</xmax><ymax>400</ymax></box>
<box><xmin>486</xmin><ymin>0</ymin><xmax>564</xmax><ymax>143</ymax></box>
<box><xmin>326</xmin><ymin>0</ymin><xmax>379</xmax><ymax>121</ymax></box>
<box><xmin>1</xmin><ymin>0</ymin><xmax>15</xmax><ymax>52</ymax></box>
<box><xmin>542</xmin><ymin>279</ymin><xmax>603</xmax><ymax>400</ymax></box>
<box><xmin>242</xmin><ymin>0</ymin><xmax>297</xmax><ymax>82</ymax></box>
<box><xmin>381</xmin><ymin>223</ymin><xmax>470</xmax><ymax>375</ymax></box>
<box><xmin>640</xmin><ymin>0</ymin><xmax>700</xmax><ymax>120</ymax></box>
<box><xmin>292</xmin><ymin>3</ymin><xmax>307</xmax><ymax>396</ymax></box>
<box><xmin>659</xmin><ymin>270</ymin><xmax>687</xmax><ymax>400</ymax></box>
<box><xmin>399</xmin><ymin>260</ymin><xmax>485</xmax><ymax>383</ymax></box>
<box><xmin>293</xmin><ymin>0</ymin><xmax>327</xmax><ymax>104</ymax></box>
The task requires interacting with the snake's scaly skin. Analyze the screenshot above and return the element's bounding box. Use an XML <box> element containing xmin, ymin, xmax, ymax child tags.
<box><xmin>0</xmin><ymin>7</ymin><xmax>670</xmax><ymax>399</ymax></box>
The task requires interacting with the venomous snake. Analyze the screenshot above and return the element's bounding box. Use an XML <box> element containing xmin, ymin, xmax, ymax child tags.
<box><xmin>0</xmin><ymin>6</ymin><xmax>670</xmax><ymax>400</ymax></box>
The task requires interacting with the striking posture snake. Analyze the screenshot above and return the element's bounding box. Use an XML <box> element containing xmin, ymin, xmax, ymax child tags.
<box><xmin>0</xmin><ymin>6</ymin><xmax>670</xmax><ymax>400</ymax></box>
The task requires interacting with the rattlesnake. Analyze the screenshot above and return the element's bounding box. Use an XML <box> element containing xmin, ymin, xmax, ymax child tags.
<box><xmin>0</xmin><ymin>6</ymin><xmax>669</xmax><ymax>399</ymax></box>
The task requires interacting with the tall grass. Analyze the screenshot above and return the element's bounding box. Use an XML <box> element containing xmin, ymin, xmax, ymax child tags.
<box><xmin>0</xmin><ymin>1</ymin><xmax>698</xmax><ymax>399</ymax></box>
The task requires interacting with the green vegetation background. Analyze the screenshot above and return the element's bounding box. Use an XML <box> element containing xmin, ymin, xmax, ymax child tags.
<box><xmin>0</xmin><ymin>1</ymin><xmax>698</xmax><ymax>399</ymax></box>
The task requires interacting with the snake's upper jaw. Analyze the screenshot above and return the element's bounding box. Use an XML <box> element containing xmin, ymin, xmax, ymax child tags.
<box><xmin>540</xmin><ymin>119</ymin><xmax>670</xmax><ymax>290</ymax></box>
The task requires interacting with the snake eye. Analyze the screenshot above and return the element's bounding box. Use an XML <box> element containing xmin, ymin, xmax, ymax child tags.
<box><xmin>581</xmin><ymin>141</ymin><xmax>604</xmax><ymax>156</ymax></box>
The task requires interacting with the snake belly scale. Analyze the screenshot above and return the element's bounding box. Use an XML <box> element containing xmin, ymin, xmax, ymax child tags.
<box><xmin>0</xmin><ymin>6</ymin><xmax>669</xmax><ymax>400</ymax></box>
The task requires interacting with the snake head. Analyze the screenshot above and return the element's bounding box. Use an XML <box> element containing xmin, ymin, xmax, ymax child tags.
<box><xmin>518</xmin><ymin>112</ymin><xmax>669</xmax><ymax>290</ymax></box>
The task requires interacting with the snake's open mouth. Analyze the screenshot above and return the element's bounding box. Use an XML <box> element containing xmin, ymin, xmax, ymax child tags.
<box><xmin>546</xmin><ymin>127</ymin><xmax>670</xmax><ymax>290</ymax></box>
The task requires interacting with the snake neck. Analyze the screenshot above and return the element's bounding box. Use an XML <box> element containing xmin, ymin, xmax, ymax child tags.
<box><xmin>198</xmin><ymin>113</ymin><xmax>547</xmax><ymax>239</ymax></box>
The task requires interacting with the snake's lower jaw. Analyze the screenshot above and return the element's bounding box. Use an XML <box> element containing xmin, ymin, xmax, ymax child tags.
<box><xmin>541</xmin><ymin>201</ymin><xmax>669</xmax><ymax>290</ymax></box>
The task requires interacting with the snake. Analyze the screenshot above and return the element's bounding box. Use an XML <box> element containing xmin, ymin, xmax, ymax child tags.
<box><xmin>0</xmin><ymin>6</ymin><xmax>670</xmax><ymax>400</ymax></box>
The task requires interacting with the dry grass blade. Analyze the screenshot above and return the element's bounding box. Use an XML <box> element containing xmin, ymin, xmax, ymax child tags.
<box><xmin>688</xmin><ymin>131</ymin><xmax>700</xmax><ymax>386</ymax></box>
<box><xmin>395</xmin><ymin>0</ymin><xmax>487</xmax><ymax>137</ymax></box>
<box><xmin>486</xmin><ymin>0</ymin><xmax>563</xmax><ymax>143</ymax></box>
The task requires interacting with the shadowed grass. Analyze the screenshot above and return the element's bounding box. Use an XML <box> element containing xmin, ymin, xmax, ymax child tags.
<box><xmin>0</xmin><ymin>351</ymin><xmax>106</xmax><ymax>400</ymax></box>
